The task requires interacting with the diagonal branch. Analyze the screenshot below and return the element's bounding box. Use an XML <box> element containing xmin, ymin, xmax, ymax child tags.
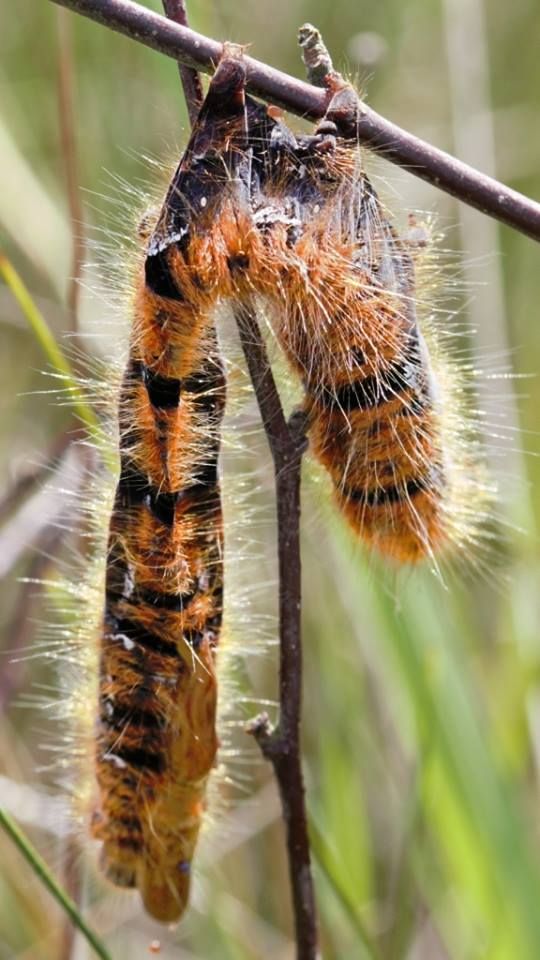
<box><xmin>49</xmin><ymin>0</ymin><xmax>540</xmax><ymax>241</ymax></box>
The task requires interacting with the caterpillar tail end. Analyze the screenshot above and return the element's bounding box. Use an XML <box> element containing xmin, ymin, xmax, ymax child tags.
<box><xmin>139</xmin><ymin>865</ymin><xmax>191</xmax><ymax>924</ymax></box>
<box><xmin>97</xmin><ymin>841</ymin><xmax>192</xmax><ymax>923</ymax></box>
<box><xmin>340</xmin><ymin>496</ymin><xmax>446</xmax><ymax>565</ymax></box>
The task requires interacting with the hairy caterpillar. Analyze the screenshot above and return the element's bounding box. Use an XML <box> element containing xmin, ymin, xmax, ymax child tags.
<box><xmin>263</xmin><ymin>97</ymin><xmax>455</xmax><ymax>565</ymax></box>
<box><xmin>252</xmin><ymin>85</ymin><xmax>489</xmax><ymax>566</ymax></box>
<box><xmin>91</xmin><ymin>68</ymin><xmax>237</xmax><ymax>923</ymax></box>
<box><xmin>90</xmin><ymin>48</ymin><xmax>489</xmax><ymax>922</ymax></box>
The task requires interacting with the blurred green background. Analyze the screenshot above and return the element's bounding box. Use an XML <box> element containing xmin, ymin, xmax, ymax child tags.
<box><xmin>1</xmin><ymin>1</ymin><xmax>540</xmax><ymax>958</ymax></box>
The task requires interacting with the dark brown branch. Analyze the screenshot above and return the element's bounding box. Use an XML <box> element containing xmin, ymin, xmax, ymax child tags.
<box><xmin>235</xmin><ymin>303</ymin><xmax>316</xmax><ymax>960</ymax></box>
<box><xmin>49</xmin><ymin>0</ymin><xmax>540</xmax><ymax>242</ymax></box>
<box><xmin>161</xmin><ymin>0</ymin><xmax>203</xmax><ymax>125</ymax></box>
<box><xmin>158</xmin><ymin>2</ymin><xmax>318</xmax><ymax>949</ymax></box>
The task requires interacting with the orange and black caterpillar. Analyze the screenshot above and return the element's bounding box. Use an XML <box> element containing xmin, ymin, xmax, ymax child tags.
<box><xmin>247</xmin><ymin>77</ymin><xmax>483</xmax><ymax>565</ymax></box>
<box><xmin>91</xmin><ymin>67</ymin><xmax>239</xmax><ymax>923</ymax></box>
<box><xmin>260</xmin><ymin>87</ymin><xmax>456</xmax><ymax>564</ymax></box>
<box><xmin>91</xmin><ymin>50</ymin><xmax>486</xmax><ymax>922</ymax></box>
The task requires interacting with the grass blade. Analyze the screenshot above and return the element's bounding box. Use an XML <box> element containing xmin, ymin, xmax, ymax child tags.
<box><xmin>309</xmin><ymin>813</ymin><xmax>382</xmax><ymax>960</ymax></box>
<box><xmin>0</xmin><ymin>808</ymin><xmax>112</xmax><ymax>960</ymax></box>
<box><xmin>0</xmin><ymin>254</ymin><xmax>99</xmax><ymax>436</ymax></box>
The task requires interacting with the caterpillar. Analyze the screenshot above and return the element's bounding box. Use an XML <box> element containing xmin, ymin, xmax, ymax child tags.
<box><xmin>260</xmin><ymin>88</ymin><xmax>456</xmax><ymax>565</ymax></box>
<box><xmin>253</xmin><ymin>84</ymin><xmax>489</xmax><ymax>567</ymax></box>
<box><xmin>89</xmin><ymin>48</ymin><xmax>489</xmax><ymax>922</ymax></box>
<box><xmin>90</xmin><ymin>63</ymin><xmax>241</xmax><ymax>923</ymax></box>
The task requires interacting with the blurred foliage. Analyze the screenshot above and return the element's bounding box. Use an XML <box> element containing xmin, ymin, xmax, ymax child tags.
<box><xmin>1</xmin><ymin>1</ymin><xmax>540</xmax><ymax>958</ymax></box>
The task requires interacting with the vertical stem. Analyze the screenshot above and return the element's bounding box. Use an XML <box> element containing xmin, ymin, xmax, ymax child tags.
<box><xmin>235</xmin><ymin>304</ymin><xmax>317</xmax><ymax>960</ymax></box>
<box><xmin>273</xmin><ymin>426</ymin><xmax>317</xmax><ymax>960</ymax></box>
<box><xmin>161</xmin><ymin>0</ymin><xmax>203</xmax><ymax>124</ymax></box>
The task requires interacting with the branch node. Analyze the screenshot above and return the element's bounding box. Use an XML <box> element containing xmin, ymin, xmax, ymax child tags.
<box><xmin>298</xmin><ymin>22</ymin><xmax>336</xmax><ymax>88</ymax></box>
<box><xmin>246</xmin><ymin>712</ymin><xmax>278</xmax><ymax>753</ymax></box>
<box><xmin>247</xmin><ymin>714</ymin><xmax>291</xmax><ymax>765</ymax></box>
<box><xmin>246</xmin><ymin>711</ymin><xmax>273</xmax><ymax>737</ymax></box>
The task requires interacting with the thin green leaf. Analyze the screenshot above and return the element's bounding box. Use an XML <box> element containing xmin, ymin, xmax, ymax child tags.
<box><xmin>0</xmin><ymin>254</ymin><xmax>99</xmax><ymax>437</ymax></box>
<box><xmin>0</xmin><ymin>808</ymin><xmax>112</xmax><ymax>960</ymax></box>
<box><xmin>309</xmin><ymin>813</ymin><xmax>383</xmax><ymax>960</ymax></box>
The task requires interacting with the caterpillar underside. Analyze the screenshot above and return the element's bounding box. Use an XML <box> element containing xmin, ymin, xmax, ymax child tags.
<box><xmin>91</xmin><ymin>54</ymin><xmax>484</xmax><ymax>922</ymax></box>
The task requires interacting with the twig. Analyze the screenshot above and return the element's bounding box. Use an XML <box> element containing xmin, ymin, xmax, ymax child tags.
<box><xmin>158</xmin><ymin>4</ymin><xmax>318</xmax><ymax>950</ymax></box>
<box><xmin>161</xmin><ymin>0</ymin><xmax>203</xmax><ymax>125</ymax></box>
<box><xmin>49</xmin><ymin>0</ymin><xmax>540</xmax><ymax>241</ymax></box>
<box><xmin>298</xmin><ymin>23</ymin><xmax>336</xmax><ymax>87</ymax></box>
<box><xmin>235</xmin><ymin>304</ymin><xmax>316</xmax><ymax>960</ymax></box>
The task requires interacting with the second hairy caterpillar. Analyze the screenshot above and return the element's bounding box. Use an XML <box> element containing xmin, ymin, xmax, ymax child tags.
<box><xmin>263</xmin><ymin>88</ymin><xmax>477</xmax><ymax>565</ymax></box>
<box><xmin>89</xmin><ymin>49</ymin><xmax>492</xmax><ymax>923</ymax></box>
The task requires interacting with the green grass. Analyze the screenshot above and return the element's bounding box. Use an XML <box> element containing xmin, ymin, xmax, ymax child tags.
<box><xmin>0</xmin><ymin>810</ymin><xmax>111</xmax><ymax>960</ymax></box>
<box><xmin>1</xmin><ymin>1</ymin><xmax>540</xmax><ymax>958</ymax></box>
